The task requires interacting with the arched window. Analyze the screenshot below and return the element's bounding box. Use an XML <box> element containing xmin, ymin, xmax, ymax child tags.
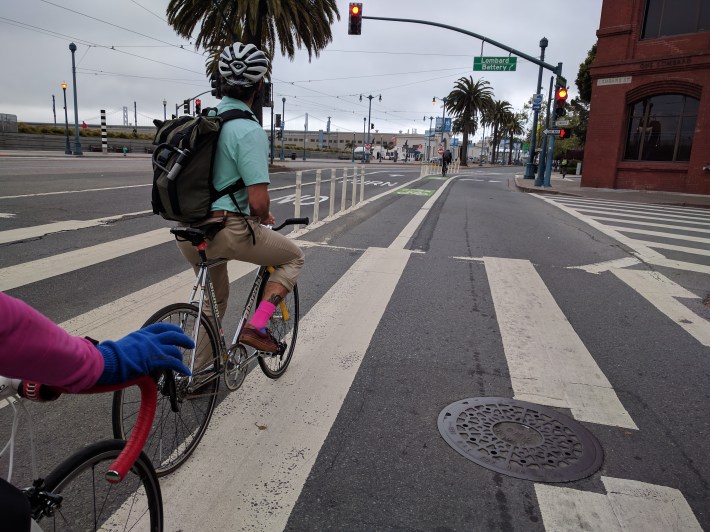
<box><xmin>623</xmin><ymin>94</ymin><xmax>699</xmax><ymax>162</ymax></box>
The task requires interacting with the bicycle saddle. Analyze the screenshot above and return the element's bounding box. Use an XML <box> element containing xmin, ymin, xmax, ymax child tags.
<box><xmin>170</xmin><ymin>222</ymin><xmax>224</xmax><ymax>245</ymax></box>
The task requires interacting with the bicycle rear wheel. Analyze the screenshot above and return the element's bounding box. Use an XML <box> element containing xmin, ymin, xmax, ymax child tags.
<box><xmin>257</xmin><ymin>284</ymin><xmax>299</xmax><ymax>379</ymax></box>
<box><xmin>112</xmin><ymin>303</ymin><xmax>219</xmax><ymax>476</ymax></box>
<box><xmin>37</xmin><ymin>439</ymin><xmax>162</xmax><ymax>531</ymax></box>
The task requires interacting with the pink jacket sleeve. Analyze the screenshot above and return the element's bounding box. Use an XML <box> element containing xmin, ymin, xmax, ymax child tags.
<box><xmin>0</xmin><ymin>293</ymin><xmax>104</xmax><ymax>392</ymax></box>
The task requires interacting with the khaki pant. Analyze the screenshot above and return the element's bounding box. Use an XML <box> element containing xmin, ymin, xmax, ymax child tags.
<box><xmin>176</xmin><ymin>216</ymin><xmax>304</xmax><ymax>368</ymax></box>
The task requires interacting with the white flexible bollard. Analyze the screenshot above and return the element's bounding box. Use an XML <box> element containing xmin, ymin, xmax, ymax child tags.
<box><xmin>295</xmin><ymin>170</ymin><xmax>302</xmax><ymax>219</ymax></box>
<box><xmin>360</xmin><ymin>166</ymin><xmax>365</xmax><ymax>203</ymax></box>
<box><xmin>313</xmin><ymin>169</ymin><xmax>321</xmax><ymax>223</ymax></box>
<box><xmin>341</xmin><ymin>167</ymin><xmax>348</xmax><ymax>212</ymax></box>
<box><xmin>329</xmin><ymin>168</ymin><xmax>336</xmax><ymax>217</ymax></box>
<box><xmin>351</xmin><ymin>166</ymin><xmax>357</xmax><ymax>208</ymax></box>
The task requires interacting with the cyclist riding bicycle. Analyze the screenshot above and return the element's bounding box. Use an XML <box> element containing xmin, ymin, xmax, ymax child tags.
<box><xmin>0</xmin><ymin>292</ymin><xmax>193</xmax><ymax>532</ymax></box>
<box><xmin>175</xmin><ymin>42</ymin><xmax>304</xmax><ymax>356</ymax></box>
<box><xmin>442</xmin><ymin>149</ymin><xmax>453</xmax><ymax>176</ymax></box>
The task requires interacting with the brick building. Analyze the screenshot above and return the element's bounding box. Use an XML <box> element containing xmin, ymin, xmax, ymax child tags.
<box><xmin>583</xmin><ymin>0</ymin><xmax>710</xmax><ymax>193</ymax></box>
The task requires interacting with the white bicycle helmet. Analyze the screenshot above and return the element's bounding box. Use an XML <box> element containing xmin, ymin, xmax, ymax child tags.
<box><xmin>218</xmin><ymin>42</ymin><xmax>269</xmax><ymax>87</ymax></box>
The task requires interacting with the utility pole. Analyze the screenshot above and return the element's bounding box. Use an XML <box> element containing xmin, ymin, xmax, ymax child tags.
<box><xmin>524</xmin><ymin>37</ymin><xmax>548</xmax><ymax>178</ymax></box>
<box><xmin>280</xmin><ymin>97</ymin><xmax>285</xmax><ymax>161</ymax></box>
<box><xmin>52</xmin><ymin>95</ymin><xmax>56</xmax><ymax>125</ymax></box>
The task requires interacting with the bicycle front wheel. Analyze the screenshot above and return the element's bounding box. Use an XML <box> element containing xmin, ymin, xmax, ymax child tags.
<box><xmin>112</xmin><ymin>303</ymin><xmax>219</xmax><ymax>476</ymax></box>
<box><xmin>258</xmin><ymin>284</ymin><xmax>299</xmax><ymax>379</ymax></box>
<box><xmin>38</xmin><ymin>439</ymin><xmax>162</xmax><ymax>531</ymax></box>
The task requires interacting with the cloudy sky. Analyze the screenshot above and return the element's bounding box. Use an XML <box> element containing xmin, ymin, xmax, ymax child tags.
<box><xmin>1</xmin><ymin>0</ymin><xmax>603</xmax><ymax>140</ymax></box>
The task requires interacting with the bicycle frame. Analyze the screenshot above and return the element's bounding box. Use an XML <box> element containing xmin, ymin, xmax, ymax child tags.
<box><xmin>184</xmin><ymin>240</ymin><xmax>271</xmax><ymax>386</ymax></box>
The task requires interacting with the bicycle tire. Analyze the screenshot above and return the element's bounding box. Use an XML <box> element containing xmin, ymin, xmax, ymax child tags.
<box><xmin>112</xmin><ymin>303</ymin><xmax>219</xmax><ymax>476</ymax></box>
<box><xmin>38</xmin><ymin>439</ymin><xmax>162</xmax><ymax>531</ymax></box>
<box><xmin>257</xmin><ymin>283</ymin><xmax>299</xmax><ymax>379</ymax></box>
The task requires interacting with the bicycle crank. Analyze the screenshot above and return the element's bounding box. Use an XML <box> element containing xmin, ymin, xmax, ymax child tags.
<box><xmin>224</xmin><ymin>344</ymin><xmax>248</xmax><ymax>391</ymax></box>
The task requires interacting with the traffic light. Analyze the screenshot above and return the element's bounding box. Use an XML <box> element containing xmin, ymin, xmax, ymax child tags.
<box><xmin>554</xmin><ymin>86</ymin><xmax>568</xmax><ymax>118</ymax></box>
<box><xmin>183</xmin><ymin>99</ymin><xmax>190</xmax><ymax>115</ymax></box>
<box><xmin>275</xmin><ymin>114</ymin><xmax>281</xmax><ymax>128</ymax></box>
<box><xmin>348</xmin><ymin>3</ymin><xmax>362</xmax><ymax>35</ymax></box>
<box><xmin>559</xmin><ymin>128</ymin><xmax>572</xmax><ymax>139</ymax></box>
<box><xmin>195</xmin><ymin>99</ymin><xmax>201</xmax><ymax>115</ymax></box>
<box><xmin>210</xmin><ymin>72</ymin><xmax>222</xmax><ymax>99</ymax></box>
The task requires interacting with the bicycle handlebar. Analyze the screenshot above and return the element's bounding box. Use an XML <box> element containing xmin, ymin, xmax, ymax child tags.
<box><xmin>272</xmin><ymin>217</ymin><xmax>309</xmax><ymax>232</ymax></box>
<box><xmin>5</xmin><ymin>375</ymin><xmax>158</xmax><ymax>484</ymax></box>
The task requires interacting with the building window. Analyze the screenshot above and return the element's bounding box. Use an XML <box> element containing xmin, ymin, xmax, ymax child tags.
<box><xmin>642</xmin><ymin>0</ymin><xmax>710</xmax><ymax>39</ymax></box>
<box><xmin>624</xmin><ymin>94</ymin><xmax>699</xmax><ymax>162</ymax></box>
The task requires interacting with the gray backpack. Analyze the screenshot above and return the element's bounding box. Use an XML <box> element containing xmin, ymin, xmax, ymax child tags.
<box><xmin>151</xmin><ymin>109</ymin><xmax>255</xmax><ymax>223</ymax></box>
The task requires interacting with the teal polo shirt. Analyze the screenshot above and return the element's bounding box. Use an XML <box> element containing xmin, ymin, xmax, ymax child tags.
<box><xmin>211</xmin><ymin>97</ymin><xmax>270</xmax><ymax>215</ymax></box>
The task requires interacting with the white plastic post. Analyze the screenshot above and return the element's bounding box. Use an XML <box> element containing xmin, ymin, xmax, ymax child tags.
<box><xmin>329</xmin><ymin>168</ymin><xmax>336</xmax><ymax>217</ymax></box>
<box><xmin>313</xmin><ymin>169</ymin><xmax>321</xmax><ymax>223</ymax></box>
<box><xmin>295</xmin><ymin>171</ymin><xmax>302</xmax><ymax>219</ymax></box>
<box><xmin>341</xmin><ymin>167</ymin><xmax>348</xmax><ymax>212</ymax></box>
<box><xmin>351</xmin><ymin>166</ymin><xmax>357</xmax><ymax>208</ymax></box>
<box><xmin>360</xmin><ymin>166</ymin><xmax>365</xmax><ymax>203</ymax></box>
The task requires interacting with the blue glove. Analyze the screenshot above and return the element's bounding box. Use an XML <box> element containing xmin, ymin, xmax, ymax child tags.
<box><xmin>96</xmin><ymin>323</ymin><xmax>194</xmax><ymax>385</ymax></box>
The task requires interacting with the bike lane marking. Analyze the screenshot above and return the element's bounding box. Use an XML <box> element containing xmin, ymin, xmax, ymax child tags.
<box><xmin>483</xmin><ymin>256</ymin><xmax>637</xmax><ymax>429</ymax></box>
<box><xmin>158</xmin><ymin>175</ymin><xmax>449</xmax><ymax>530</ymax></box>
<box><xmin>159</xmin><ymin>245</ymin><xmax>413</xmax><ymax>531</ymax></box>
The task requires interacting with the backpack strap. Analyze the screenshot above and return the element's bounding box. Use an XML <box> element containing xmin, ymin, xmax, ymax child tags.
<box><xmin>213</xmin><ymin>108</ymin><xmax>259</xmax><ymax>244</ymax></box>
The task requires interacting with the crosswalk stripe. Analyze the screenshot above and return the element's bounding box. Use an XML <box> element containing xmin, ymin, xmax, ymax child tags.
<box><xmin>0</xmin><ymin>229</ymin><xmax>172</xmax><ymax>291</ymax></box>
<box><xmin>536</xmin><ymin>477</ymin><xmax>702</xmax><ymax>531</ymax></box>
<box><xmin>160</xmin><ymin>246</ymin><xmax>412</xmax><ymax>531</ymax></box>
<box><xmin>611</xmin><ymin>268</ymin><xmax>710</xmax><ymax>346</ymax></box>
<box><xmin>590</xmin><ymin>216</ymin><xmax>710</xmax><ymax>234</ymax></box>
<box><xmin>636</xmin><ymin>240</ymin><xmax>710</xmax><ymax>256</ymax></box>
<box><xmin>552</xmin><ymin>197</ymin><xmax>710</xmax><ymax>219</ymax></box>
<box><xmin>563</xmin><ymin>206</ymin><xmax>710</xmax><ymax>226</ymax></box>
<box><xmin>0</xmin><ymin>211</ymin><xmax>151</xmax><ymax>245</ymax></box>
<box><xmin>606</xmin><ymin>225</ymin><xmax>710</xmax><ymax>244</ymax></box>
<box><xmin>484</xmin><ymin>256</ymin><xmax>637</xmax><ymax>429</ymax></box>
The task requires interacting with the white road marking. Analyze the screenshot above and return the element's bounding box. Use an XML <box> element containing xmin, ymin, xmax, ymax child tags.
<box><xmin>0</xmin><ymin>213</ymin><xmax>15</xmax><ymax>218</ymax></box>
<box><xmin>534</xmin><ymin>195</ymin><xmax>710</xmax><ymax>274</ymax></box>
<box><xmin>592</xmin><ymin>216</ymin><xmax>710</xmax><ymax>234</ymax></box>
<box><xmin>161</xmin><ymin>246</ymin><xmax>412</xmax><ymax>531</ymax></box>
<box><xmin>607</xmin><ymin>225</ymin><xmax>710</xmax><ymax>245</ymax></box>
<box><xmin>567</xmin><ymin>256</ymin><xmax>641</xmax><ymax>274</ymax></box>
<box><xmin>0</xmin><ymin>183</ymin><xmax>150</xmax><ymax>200</ymax></box>
<box><xmin>636</xmin><ymin>240</ymin><xmax>710</xmax><ymax>257</ymax></box>
<box><xmin>611</xmin><ymin>268</ymin><xmax>710</xmax><ymax>346</ymax></box>
<box><xmin>0</xmin><ymin>211</ymin><xmax>151</xmax><ymax>244</ymax></box>
<box><xmin>0</xmin><ymin>229</ymin><xmax>172</xmax><ymax>291</ymax></box>
<box><xmin>553</xmin><ymin>197</ymin><xmax>710</xmax><ymax>219</ymax></box>
<box><xmin>484</xmin><ymin>256</ymin><xmax>637</xmax><ymax>429</ymax></box>
<box><xmin>536</xmin><ymin>477</ymin><xmax>702</xmax><ymax>531</ymax></box>
<box><xmin>562</xmin><ymin>206</ymin><xmax>710</xmax><ymax>226</ymax></box>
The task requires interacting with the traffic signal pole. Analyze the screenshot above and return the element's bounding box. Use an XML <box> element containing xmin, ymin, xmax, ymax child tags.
<box><xmin>358</xmin><ymin>14</ymin><xmax>563</xmax><ymax>179</ymax></box>
<box><xmin>535</xmin><ymin>75</ymin><xmax>555</xmax><ymax>186</ymax></box>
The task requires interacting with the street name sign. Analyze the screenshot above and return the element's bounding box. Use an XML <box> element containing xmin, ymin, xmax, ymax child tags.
<box><xmin>554</xmin><ymin>120</ymin><xmax>570</xmax><ymax>126</ymax></box>
<box><xmin>543</xmin><ymin>129</ymin><xmax>561</xmax><ymax>136</ymax></box>
<box><xmin>473</xmin><ymin>56</ymin><xmax>517</xmax><ymax>72</ymax></box>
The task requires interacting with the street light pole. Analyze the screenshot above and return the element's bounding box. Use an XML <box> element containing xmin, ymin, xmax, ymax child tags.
<box><xmin>424</xmin><ymin>115</ymin><xmax>433</xmax><ymax>161</ymax></box>
<box><xmin>280</xmin><ymin>97</ymin><xmax>285</xmax><ymax>161</ymax></box>
<box><xmin>362</xmin><ymin>117</ymin><xmax>366</xmax><ymax>163</ymax></box>
<box><xmin>52</xmin><ymin>95</ymin><xmax>56</xmax><ymax>125</ymax></box>
<box><xmin>360</xmin><ymin>94</ymin><xmax>381</xmax><ymax>163</ymax></box>
<box><xmin>69</xmin><ymin>42</ymin><xmax>82</xmax><ymax>155</ymax></box>
<box><xmin>163</xmin><ymin>99</ymin><xmax>167</xmax><ymax>121</ymax></box>
<box><xmin>61</xmin><ymin>82</ymin><xmax>71</xmax><ymax>155</ymax></box>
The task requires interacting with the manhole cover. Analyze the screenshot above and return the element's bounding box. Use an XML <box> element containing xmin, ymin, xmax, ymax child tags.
<box><xmin>438</xmin><ymin>397</ymin><xmax>603</xmax><ymax>482</ymax></box>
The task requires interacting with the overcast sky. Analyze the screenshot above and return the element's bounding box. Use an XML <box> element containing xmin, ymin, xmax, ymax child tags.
<box><xmin>1</xmin><ymin>0</ymin><xmax>603</xmax><ymax>140</ymax></box>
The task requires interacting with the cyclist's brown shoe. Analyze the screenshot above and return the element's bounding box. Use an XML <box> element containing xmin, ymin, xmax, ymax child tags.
<box><xmin>239</xmin><ymin>325</ymin><xmax>278</xmax><ymax>353</ymax></box>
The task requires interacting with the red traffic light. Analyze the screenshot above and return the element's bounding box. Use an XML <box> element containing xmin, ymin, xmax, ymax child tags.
<box><xmin>348</xmin><ymin>2</ymin><xmax>362</xmax><ymax>35</ymax></box>
<box><xmin>559</xmin><ymin>128</ymin><xmax>572</xmax><ymax>139</ymax></box>
<box><xmin>195</xmin><ymin>99</ymin><xmax>201</xmax><ymax>105</ymax></box>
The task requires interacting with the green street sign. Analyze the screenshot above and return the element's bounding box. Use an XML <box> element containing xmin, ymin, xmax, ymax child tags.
<box><xmin>473</xmin><ymin>56</ymin><xmax>517</xmax><ymax>72</ymax></box>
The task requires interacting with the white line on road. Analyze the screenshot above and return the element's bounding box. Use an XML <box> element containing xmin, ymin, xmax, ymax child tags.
<box><xmin>0</xmin><ymin>211</ymin><xmax>151</xmax><ymax>245</ymax></box>
<box><xmin>536</xmin><ymin>477</ymin><xmax>702</xmax><ymax>531</ymax></box>
<box><xmin>160</xmin><ymin>246</ymin><xmax>412</xmax><ymax>531</ymax></box>
<box><xmin>567</xmin><ymin>256</ymin><xmax>641</xmax><ymax>274</ymax></box>
<box><xmin>561</xmin><ymin>206</ymin><xmax>710</xmax><ymax>226</ymax></box>
<box><xmin>0</xmin><ymin>183</ymin><xmax>151</xmax><ymax>200</ymax></box>
<box><xmin>611</xmin><ymin>268</ymin><xmax>710</xmax><ymax>346</ymax></box>
<box><xmin>592</xmin><ymin>216</ymin><xmax>710</xmax><ymax>234</ymax></box>
<box><xmin>0</xmin><ymin>229</ymin><xmax>172</xmax><ymax>291</ymax></box>
<box><xmin>484</xmin><ymin>256</ymin><xmax>637</xmax><ymax>429</ymax></box>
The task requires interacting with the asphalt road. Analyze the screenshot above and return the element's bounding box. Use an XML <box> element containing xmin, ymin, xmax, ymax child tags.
<box><xmin>1</xmin><ymin>157</ymin><xmax>708</xmax><ymax>531</ymax></box>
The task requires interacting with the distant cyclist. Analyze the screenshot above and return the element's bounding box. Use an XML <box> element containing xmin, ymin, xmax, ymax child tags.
<box><xmin>442</xmin><ymin>149</ymin><xmax>453</xmax><ymax>176</ymax></box>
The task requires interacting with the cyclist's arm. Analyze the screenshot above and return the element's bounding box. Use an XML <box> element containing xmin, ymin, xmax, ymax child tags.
<box><xmin>247</xmin><ymin>183</ymin><xmax>271</xmax><ymax>222</ymax></box>
<box><xmin>0</xmin><ymin>293</ymin><xmax>104</xmax><ymax>392</ymax></box>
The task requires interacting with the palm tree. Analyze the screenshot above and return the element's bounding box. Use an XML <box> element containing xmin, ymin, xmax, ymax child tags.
<box><xmin>486</xmin><ymin>99</ymin><xmax>513</xmax><ymax>164</ymax></box>
<box><xmin>506</xmin><ymin>112</ymin><xmax>526</xmax><ymax>165</ymax></box>
<box><xmin>166</xmin><ymin>0</ymin><xmax>340</xmax><ymax>122</ymax></box>
<box><xmin>445</xmin><ymin>77</ymin><xmax>493</xmax><ymax>166</ymax></box>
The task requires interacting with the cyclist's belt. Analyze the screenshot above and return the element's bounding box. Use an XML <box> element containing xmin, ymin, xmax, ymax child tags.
<box><xmin>210</xmin><ymin>210</ymin><xmax>245</xmax><ymax>218</ymax></box>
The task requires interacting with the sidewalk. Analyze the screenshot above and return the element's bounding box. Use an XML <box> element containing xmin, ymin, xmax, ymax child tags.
<box><xmin>513</xmin><ymin>173</ymin><xmax>710</xmax><ymax>208</ymax></box>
